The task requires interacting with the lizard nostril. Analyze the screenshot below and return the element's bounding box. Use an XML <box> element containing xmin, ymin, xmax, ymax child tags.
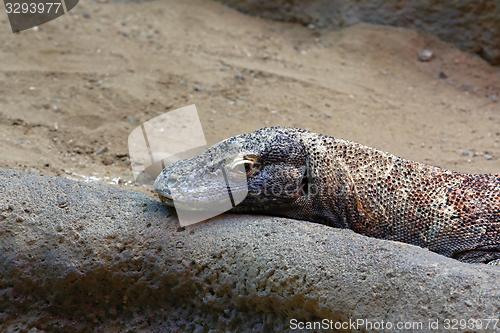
<box><xmin>167</xmin><ymin>176</ymin><xmax>178</xmax><ymax>189</ymax></box>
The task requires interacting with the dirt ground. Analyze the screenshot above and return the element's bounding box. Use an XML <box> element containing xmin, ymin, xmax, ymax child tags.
<box><xmin>0</xmin><ymin>0</ymin><xmax>498</xmax><ymax>192</ymax></box>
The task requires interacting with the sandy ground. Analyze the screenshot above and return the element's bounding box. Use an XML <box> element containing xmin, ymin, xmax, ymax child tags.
<box><xmin>0</xmin><ymin>0</ymin><xmax>498</xmax><ymax>192</ymax></box>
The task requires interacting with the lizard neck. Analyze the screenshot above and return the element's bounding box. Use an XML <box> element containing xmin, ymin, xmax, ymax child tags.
<box><xmin>311</xmin><ymin>135</ymin><xmax>442</xmax><ymax>243</ymax></box>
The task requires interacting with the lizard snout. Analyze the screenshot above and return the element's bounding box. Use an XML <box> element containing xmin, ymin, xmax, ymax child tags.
<box><xmin>166</xmin><ymin>176</ymin><xmax>178</xmax><ymax>189</ymax></box>
<box><xmin>153</xmin><ymin>171</ymin><xmax>177</xmax><ymax>200</ymax></box>
<box><xmin>160</xmin><ymin>176</ymin><xmax>178</xmax><ymax>199</ymax></box>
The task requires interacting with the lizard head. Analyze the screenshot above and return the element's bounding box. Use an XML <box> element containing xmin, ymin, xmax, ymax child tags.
<box><xmin>154</xmin><ymin>127</ymin><xmax>318</xmax><ymax>217</ymax></box>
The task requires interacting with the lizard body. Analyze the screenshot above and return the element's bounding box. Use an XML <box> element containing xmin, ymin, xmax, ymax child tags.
<box><xmin>154</xmin><ymin>127</ymin><xmax>499</xmax><ymax>264</ymax></box>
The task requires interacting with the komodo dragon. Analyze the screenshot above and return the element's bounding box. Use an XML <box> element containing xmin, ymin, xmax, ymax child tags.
<box><xmin>154</xmin><ymin>127</ymin><xmax>499</xmax><ymax>264</ymax></box>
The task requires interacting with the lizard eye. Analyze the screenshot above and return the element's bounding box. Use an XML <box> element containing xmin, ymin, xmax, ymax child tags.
<box><xmin>228</xmin><ymin>154</ymin><xmax>261</xmax><ymax>177</ymax></box>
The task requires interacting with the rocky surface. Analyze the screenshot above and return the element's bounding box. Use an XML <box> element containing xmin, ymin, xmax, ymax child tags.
<box><xmin>0</xmin><ymin>169</ymin><xmax>499</xmax><ymax>332</ymax></box>
<box><xmin>219</xmin><ymin>0</ymin><xmax>500</xmax><ymax>65</ymax></box>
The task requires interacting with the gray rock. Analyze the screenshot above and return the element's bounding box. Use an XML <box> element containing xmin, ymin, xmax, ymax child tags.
<box><xmin>0</xmin><ymin>170</ymin><xmax>498</xmax><ymax>332</ymax></box>
<box><xmin>484</xmin><ymin>153</ymin><xmax>494</xmax><ymax>161</ymax></box>
<box><xmin>94</xmin><ymin>146</ymin><xmax>109</xmax><ymax>155</ymax></box>
<box><xmin>218</xmin><ymin>0</ymin><xmax>500</xmax><ymax>65</ymax></box>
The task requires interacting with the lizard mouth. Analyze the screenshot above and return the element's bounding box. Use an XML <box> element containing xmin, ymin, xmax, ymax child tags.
<box><xmin>157</xmin><ymin>192</ymin><xmax>242</xmax><ymax>212</ymax></box>
<box><xmin>157</xmin><ymin>193</ymin><xmax>223</xmax><ymax>211</ymax></box>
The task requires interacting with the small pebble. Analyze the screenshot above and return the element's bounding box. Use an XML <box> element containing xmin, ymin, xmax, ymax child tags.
<box><xmin>234</xmin><ymin>73</ymin><xmax>245</xmax><ymax>81</ymax></box>
<box><xmin>126</xmin><ymin>116</ymin><xmax>140</xmax><ymax>126</ymax></box>
<box><xmin>484</xmin><ymin>153</ymin><xmax>494</xmax><ymax>160</ymax></box>
<box><xmin>95</xmin><ymin>146</ymin><xmax>108</xmax><ymax>155</ymax></box>
<box><xmin>460</xmin><ymin>149</ymin><xmax>475</xmax><ymax>157</ymax></box>
<box><xmin>418</xmin><ymin>48</ymin><xmax>434</xmax><ymax>62</ymax></box>
<box><xmin>102</xmin><ymin>157</ymin><xmax>114</xmax><ymax>166</ymax></box>
<box><xmin>438</xmin><ymin>71</ymin><xmax>448</xmax><ymax>79</ymax></box>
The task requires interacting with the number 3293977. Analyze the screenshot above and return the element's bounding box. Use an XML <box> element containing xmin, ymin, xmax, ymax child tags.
<box><xmin>5</xmin><ymin>2</ymin><xmax>63</xmax><ymax>15</ymax></box>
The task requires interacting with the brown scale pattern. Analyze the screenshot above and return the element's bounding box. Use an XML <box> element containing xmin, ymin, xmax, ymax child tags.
<box><xmin>322</xmin><ymin>138</ymin><xmax>499</xmax><ymax>264</ymax></box>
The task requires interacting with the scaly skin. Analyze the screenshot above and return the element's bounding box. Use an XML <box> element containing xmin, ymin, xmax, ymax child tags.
<box><xmin>154</xmin><ymin>127</ymin><xmax>499</xmax><ymax>264</ymax></box>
